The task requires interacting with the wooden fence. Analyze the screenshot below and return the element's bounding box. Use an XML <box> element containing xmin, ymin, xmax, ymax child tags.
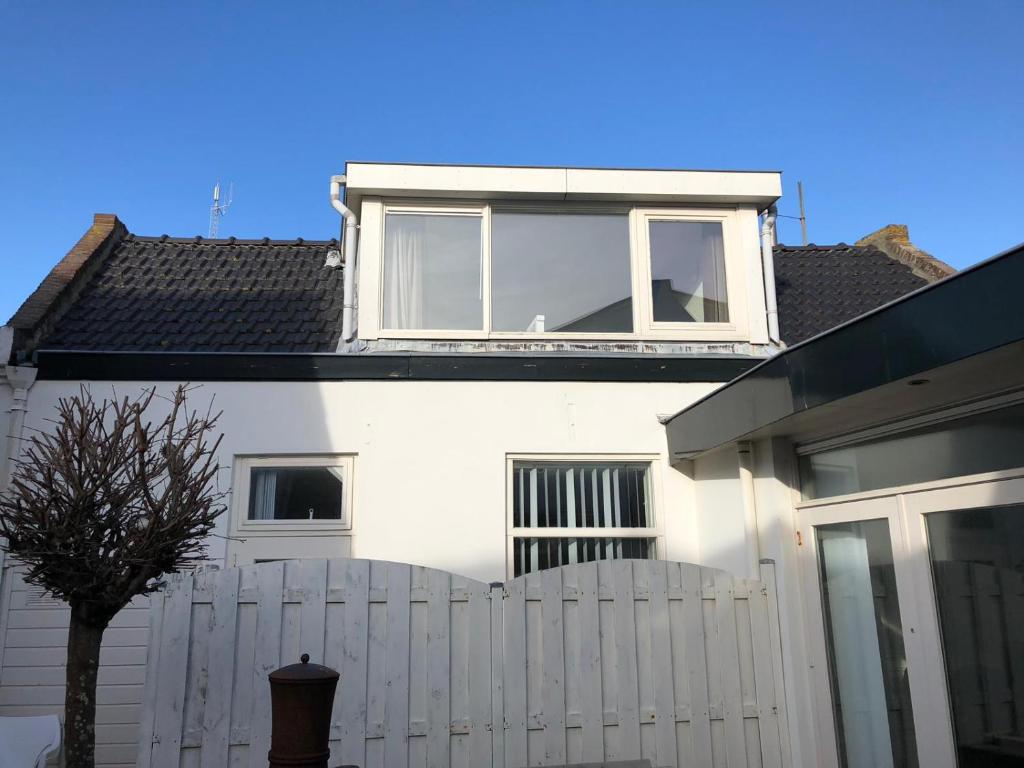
<box><xmin>138</xmin><ymin>558</ymin><xmax>791</xmax><ymax>768</ymax></box>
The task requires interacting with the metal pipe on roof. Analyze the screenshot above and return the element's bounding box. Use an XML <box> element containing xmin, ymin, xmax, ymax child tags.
<box><xmin>760</xmin><ymin>204</ymin><xmax>781</xmax><ymax>345</ymax></box>
<box><xmin>330</xmin><ymin>175</ymin><xmax>359</xmax><ymax>344</ymax></box>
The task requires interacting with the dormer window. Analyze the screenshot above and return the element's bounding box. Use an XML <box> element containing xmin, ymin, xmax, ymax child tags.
<box><xmin>375</xmin><ymin>203</ymin><xmax>747</xmax><ymax>340</ymax></box>
<box><xmin>350</xmin><ymin>162</ymin><xmax>780</xmax><ymax>344</ymax></box>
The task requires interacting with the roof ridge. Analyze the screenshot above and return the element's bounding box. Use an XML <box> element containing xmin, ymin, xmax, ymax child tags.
<box><xmin>126</xmin><ymin>234</ymin><xmax>339</xmax><ymax>246</ymax></box>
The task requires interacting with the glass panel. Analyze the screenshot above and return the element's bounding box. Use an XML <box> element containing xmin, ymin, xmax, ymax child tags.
<box><xmin>248</xmin><ymin>467</ymin><xmax>344</xmax><ymax>521</ymax></box>
<box><xmin>511</xmin><ymin>462</ymin><xmax>651</xmax><ymax>529</ymax></box>
<box><xmin>512</xmin><ymin>537</ymin><xmax>654</xmax><ymax>577</ymax></box>
<box><xmin>800</xmin><ymin>403</ymin><xmax>1024</xmax><ymax>499</ymax></box>
<box><xmin>648</xmin><ymin>220</ymin><xmax>729</xmax><ymax>323</ymax></box>
<box><xmin>491</xmin><ymin>212</ymin><xmax>632</xmax><ymax>333</ymax></box>
<box><xmin>817</xmin><ymin>519</ymin><xmax>918</xmax><ymax>768</ymax></box>
<box><xmin>926</xmin><ymin>504</ymin><xmax>1024</xmax><ymax>767</ymax></box>
<box><xmin>382</xmin><ymin>213</ymin><xmax>483</xmax><ymax>330</ymax></box>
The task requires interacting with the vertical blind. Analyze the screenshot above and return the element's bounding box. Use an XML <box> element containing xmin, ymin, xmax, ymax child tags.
<box><xmin>512</xmin><ymin>462</ymin><xmax>655</xmax><ymax>576</ymax></box>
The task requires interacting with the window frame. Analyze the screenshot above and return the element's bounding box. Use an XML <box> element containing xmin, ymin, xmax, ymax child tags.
<box><xmin>230</xmin><ymin>455</ymin><xmax>355</xmax><ymax>538</ymax></box>
<box><xmin>504</xmin><ymin>453</ymin><xmax>665</xmax><ymax>577</ymax></box>
<box><xmin>633</xmin><ymin>208</ymin><xmax>745</xmax><ymax>339</ymax></box>
<box><xmin>373</xmin><ymin>199</ymin><xmax>750</xmax><ymax>341</ymax></box>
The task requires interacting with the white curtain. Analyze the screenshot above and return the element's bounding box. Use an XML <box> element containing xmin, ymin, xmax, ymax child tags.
<box><xmin>385</xmin><ymin>221</ymin><xmax>424</xmax><ymax>329</ymax></box>
<box><xmin>251</xmin><ymin>470</ymin><xmax>277</xmax><ymax>520</ymax></box>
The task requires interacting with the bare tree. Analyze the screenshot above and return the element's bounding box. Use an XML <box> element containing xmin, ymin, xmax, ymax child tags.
<box><xmin>0</xmin><ymin>385</ymin><xmax>224</xmax><ymax>768</ymax></box>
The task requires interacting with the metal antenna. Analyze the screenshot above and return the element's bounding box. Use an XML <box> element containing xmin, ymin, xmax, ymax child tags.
<box><xmin>208</xmin><ymin>181</ymin><xmax>233</xmax><ymax>238</ymax></box>
<box><xmin>797</xmin><ymin>181</ymin><xmax>808</xmax><ymax>245</ymax></box>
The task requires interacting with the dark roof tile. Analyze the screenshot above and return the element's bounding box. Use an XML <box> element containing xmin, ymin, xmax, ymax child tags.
<box><xmin>41</xmin><ymin>237</ymin><xmax>343</xmax><ymax>353</ymax></box>
<box><xmin>773</xmin><ymin>243</ymin><xmax>932</xmax><ymax>345</ymax></box>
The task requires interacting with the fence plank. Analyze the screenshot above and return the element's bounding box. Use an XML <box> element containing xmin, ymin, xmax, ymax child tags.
<box><xmin>426</xmin><ymin>568</ymin><xmax>451</xmax><ymax>768</ymax></box>
<box><xmin>714</xmin><ymin>569</ymin><xmax>747</xmax><ymax>768</ymax></box>
<box><xmin>200</xmin><ymin>567</ymin><xmax>240</xmax><ymax>768</ymax></box>
<box><xmin>151</xmin><ymin>573</ymin><xmax>194</xmax><ymax>768</ymax></box>
<box><xmin>577</xmin><ymin>562</ymin><xmax>604</xmax><ymax>763</ymax></box>
<box><xmin>299</xmin><ymin>559</ymin><xmax>328</xmax><ymax>665</ymax></box>
<box><xmin>384</xmin><ymin>563</ymin><xmax>411</xmax><ymax>768</ymax></box>
<box><xmin>490</xmin><ymin>582</ymin><xmax>505</xmax><ymax>768</ymax></box>
<box><xmin>503</xmin><ymin>574</ymin><xmax>528</xmax><ymax>768</ymax></box>
<box><xmin>648</xmin><ymin>562</ymin><xmax>677</xmax><ymax>767</ymax></box>
<box><xmin>248</xmin><ymin>562</ymin><xmax>284</xmax><ymax>768</ymax></box>
<box><xmin>613</xmin><ymin>560</ymin><xmax>641</xmax><ymax>760</ymax></box>
<box><xmin>136</xmin><ymin>578</ymin><xmax>167</xmax><ymax>768</ymax></box>
<box><xmin>681</xmin><ymin>565</ymin><xmax>713</xmax><ymax>766</ymax></box>
<box><xmin>338</xmin><ymin>560</ymin><xmax>370</xmax><ymax>768</ymax></box>
<box><xmin>541</xmin><ymin>566</ymin><xmax>567</xmax><ymax>764</ymax></box>
<box><xmin>468</xmin><ymin>582</ymin><xmax>492</xmax><ymax>768</ymax></box>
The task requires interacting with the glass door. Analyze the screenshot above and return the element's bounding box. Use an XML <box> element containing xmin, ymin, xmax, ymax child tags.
<box><xmin>903</xmin><ymin>474</ymin><xmax>1024</xmax><ymax>767</ymax></box>
<box><xmin>800</xmin><ymin>496</ymin><xmax>957</xmax><ymax>767</ymax></box>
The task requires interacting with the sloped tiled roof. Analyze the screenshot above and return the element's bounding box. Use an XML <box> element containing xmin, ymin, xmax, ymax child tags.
<box><xmin>41</xmin><ymin>235</ymin><xmax>343</xmax><ymax>352</ymax></box>
<box><xmin>23</xmin><ymin>219</ymin><xmax>942</xmax><ymax>354</ymax></box>
<box><xmin>773</xmin><ymin>242</ymin><xmax>933</xmax><ymax>344</ymax></box>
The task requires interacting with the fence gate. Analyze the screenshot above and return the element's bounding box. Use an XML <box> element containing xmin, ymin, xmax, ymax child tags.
<box><xmin>138</xmin><ymin>559</ymin><xmax>790</xmax><ymax>768</ymax></box>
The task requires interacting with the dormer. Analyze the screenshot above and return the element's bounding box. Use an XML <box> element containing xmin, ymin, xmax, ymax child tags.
<box><xmin>350</xmin><ymin>163</ymin><xmax>779</xmax><ymax>352</ymax></box>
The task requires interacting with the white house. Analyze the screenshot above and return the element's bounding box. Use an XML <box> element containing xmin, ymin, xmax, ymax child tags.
<box><xmin>2</xmin><ymin>161</ymin><xmax>1020</xmax><ymax>768</ymax></box>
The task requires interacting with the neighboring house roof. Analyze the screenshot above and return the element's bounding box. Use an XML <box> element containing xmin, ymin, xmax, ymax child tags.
<box><xmin>7</xmin><ymin>216</ymin><xmax>955</xmax><ymax>359</ymax></box>
<box><xmin>19</xmin><ymin>228</ymin><xmax>342</xmax><ymax>353</ymax></box>
<box><xmin>774</xmin><ymin>226</ymin><xmax>954</xmax><ymax>344</ymax></box>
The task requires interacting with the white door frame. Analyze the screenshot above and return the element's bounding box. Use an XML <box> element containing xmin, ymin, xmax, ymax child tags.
<box><xmin>798</xmin><ymin>493</ymin><xmax>958</xmax><ymax>768</ymax></box>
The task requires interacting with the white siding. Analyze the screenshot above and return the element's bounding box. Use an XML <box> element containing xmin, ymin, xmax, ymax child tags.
<box><xmin>0</xmin><ymin>567</ymin><xmax>151</xmax><ymax>768</ymax></box>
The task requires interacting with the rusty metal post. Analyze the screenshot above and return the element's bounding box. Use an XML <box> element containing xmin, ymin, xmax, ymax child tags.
<box><xmin>268</xmin><ymin>653</ymin><xmax>340</xmax><ymax>768</ymax></box>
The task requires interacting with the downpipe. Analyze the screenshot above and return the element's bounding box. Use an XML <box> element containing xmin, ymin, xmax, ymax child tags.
<box><xmin>330</xmin><ymin>175</ymin><xmax>359</xmax><ymax>344</ymax></box>
<box><xmin>760</xmin><ymin>204</ymin><xmax>780</xmax><ymax>346</ymax></box>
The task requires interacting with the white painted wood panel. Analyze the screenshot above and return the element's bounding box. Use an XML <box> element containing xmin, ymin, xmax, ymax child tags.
<box><xmin>138</xmin><ymin>558</ymin><xmax>790</xmax><ymax>768</ymax></box>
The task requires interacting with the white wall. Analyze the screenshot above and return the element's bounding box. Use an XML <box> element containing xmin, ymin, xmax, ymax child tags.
<box><xmin>21</xmin><ymin>379</ymin><xmax>715</xmax><ymax>584</ymax></box>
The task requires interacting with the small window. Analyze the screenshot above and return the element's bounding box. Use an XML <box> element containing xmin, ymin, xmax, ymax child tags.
<box><xmin>382</xmin><ymin>211</ymin><xmax>483</xmax><ymax>331</ymax></box>
<box><xmin>648</xmin><ymin>220</ymin><xmax>729</xmax><ymax>323</ymax></box>
<box><xmin>491</xmin><ymin>211</ymin><xmax>632</xmax><ymax>333</ymax></box>
<box><xmin>248</xmin><ymin>466</ymin><xmax>344</xmax><ymax>521</ymax></box>
<box><xmin>509</xmin><ymin>460</ymin><xmax>657</xmax><ymax>576</ymax></box>
<box><xmin>234</xmin><ymin>456</ymin><xmax>353</xmax><ymax>532</ymax></box>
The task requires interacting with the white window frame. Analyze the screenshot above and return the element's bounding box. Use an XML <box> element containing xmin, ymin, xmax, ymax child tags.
<box><xmin>370</xmin><ymin>199</ymin><xmax>751</xmax><ymax>342</ymax></box>
<box><xmin>230</xmin><ymin>455</ymin><xmax>355</xmax><ymax>538</ymax></box>
<box><xmin>504</xmin><ymin>453</ymin><xmax>665</xmax><ymax>577</ymax></box>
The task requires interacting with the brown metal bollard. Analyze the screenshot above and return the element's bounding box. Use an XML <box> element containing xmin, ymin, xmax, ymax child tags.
<box><xmin>268</xmin><ymin>653</ymin><xmax>340</xmax><ymax>768</ymax></box>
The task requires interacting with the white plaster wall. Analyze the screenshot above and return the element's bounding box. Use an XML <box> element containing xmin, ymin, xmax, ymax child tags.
<box><xmin>692</xmin><ymin>446</ymin><xmax>751</xmax><ymax>575</ymax></box>
<box><xmin>21</xmin><ymin>379</ymin><xmax>715</xmax><ymax>584</ymax></box>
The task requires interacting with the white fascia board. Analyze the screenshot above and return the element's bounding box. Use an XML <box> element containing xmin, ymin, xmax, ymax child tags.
<box><xmin>565</xmin><ymin>168</ymin><xmax>782</xmax><ymax>205</ymax></box>
<box><xmin>345</xmin><ymin>162</ymin><xmax>782</xmax><ymax>208</ymax></box>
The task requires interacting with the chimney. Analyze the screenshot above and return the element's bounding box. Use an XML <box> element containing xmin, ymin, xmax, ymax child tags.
<box><xmin>855</xmin><ymin>224</ymin><xmax>956</xmax><ymax>282</ymax></box>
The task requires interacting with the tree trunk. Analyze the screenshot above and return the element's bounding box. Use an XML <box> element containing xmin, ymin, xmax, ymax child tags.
<box><xmin>64</xmin><ymin>602</ymin><xmax>108</xmax><ymax>768</ymax></box>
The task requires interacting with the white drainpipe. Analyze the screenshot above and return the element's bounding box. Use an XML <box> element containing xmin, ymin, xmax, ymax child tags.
<box><xmin>737</xmin><ymin>441</ymin><xmax>761</xmax><ymax>580</ymax></box>
<box><xmin>330</xmin><ymin>174</ymin><xmax>359</xmax><ymax>344</ymax></box>
<box><xmin>760</xmin><ymin>204</ymin><xmax>780</xmax><ymax>345</ymax></box>
<box><xmin>1</xmin><ymin>364</ymin><xmax>37</xmax><ymax>492</ymax></box>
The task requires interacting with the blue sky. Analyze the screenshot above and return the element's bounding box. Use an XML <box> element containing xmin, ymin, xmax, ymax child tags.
<box><xmin>1</xmin><ymin>1</ymin><xmax>1021</xmax><ymax>321</ymax></box>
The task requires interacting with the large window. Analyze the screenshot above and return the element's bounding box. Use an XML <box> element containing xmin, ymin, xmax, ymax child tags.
<box><xmin>799</xmin><ymin>402</ymin><xmax>1024</xmax><ymax>500</ymax></box>
<box><xmin>491</xmin><ymin>211</ymin><xmax>632</xmax><ymax>333</ymax></box>
<box><xmin>508</xmin><ymin>459</ymin><xmax>658</xmax><ymax>576</ymax></box>
<box><xmin>377</xmin><ymin>203</ymin><xmax>741</xmax><ymax>338</ymax></box>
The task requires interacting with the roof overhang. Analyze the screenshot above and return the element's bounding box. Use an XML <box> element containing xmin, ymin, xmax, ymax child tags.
<box><xmin>664</xmin><ymin>243</ymin><xmax>1024</xmax><ymax>460</ymax></box>
<box><xmin>344</xmin><ymin>161</ymin><xmax>782</xmax><ymax>212</ymax></box>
